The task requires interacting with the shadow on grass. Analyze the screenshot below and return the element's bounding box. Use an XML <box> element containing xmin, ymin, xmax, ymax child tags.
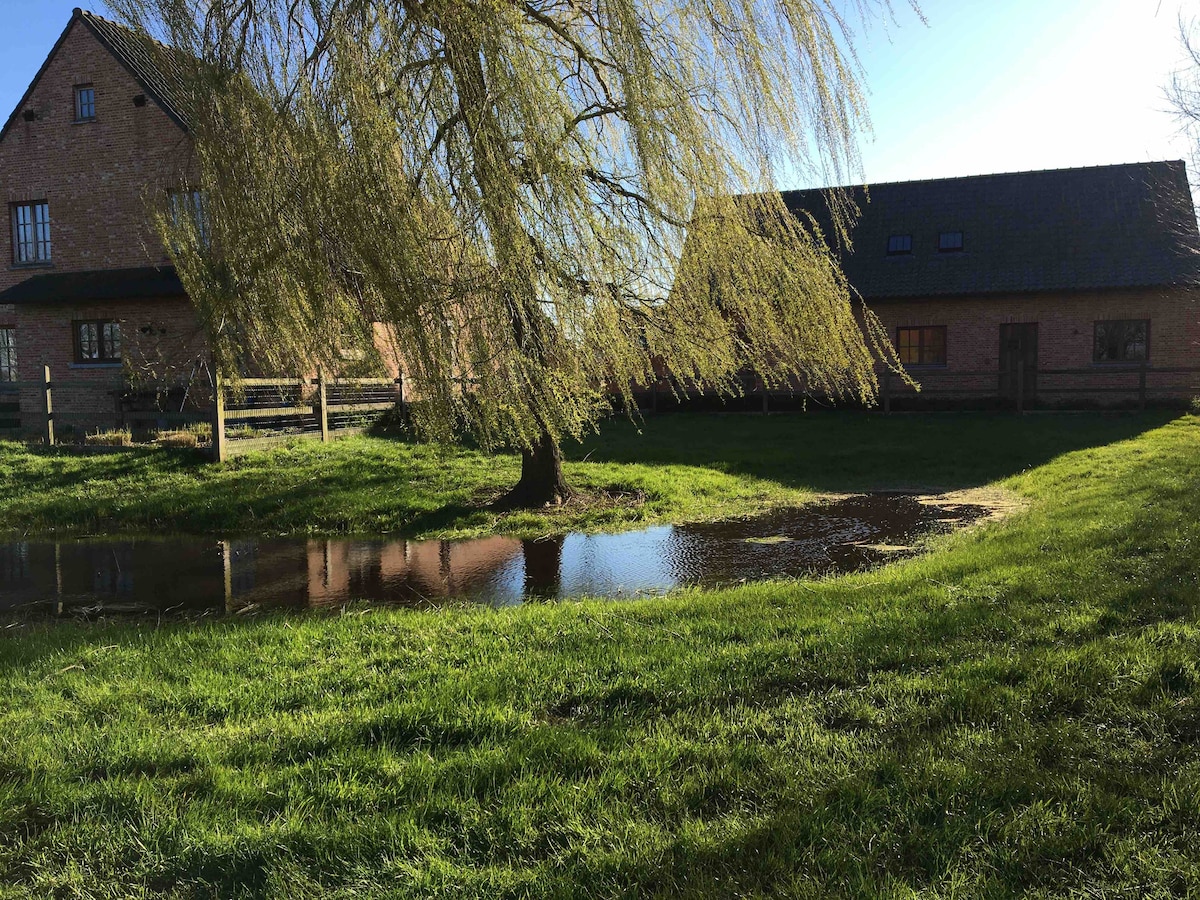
<box><xmin>571</xmin><ymin>409</ymin><xmax>1179</xmax><ymax>492</ymax></box>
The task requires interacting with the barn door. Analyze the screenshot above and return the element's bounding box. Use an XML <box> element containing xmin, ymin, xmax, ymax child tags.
<box><xmin>998</xmin><ymin>323</ymin><xmax>1038</xmax><ymax>407</ymax></box>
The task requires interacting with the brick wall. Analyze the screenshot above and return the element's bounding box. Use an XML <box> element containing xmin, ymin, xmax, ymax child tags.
<box><xmin>868</xmin><ymin>286</ymin><xmax>1200</xmax><ymax>405</ymax></box>
<box><xmin>11</xmin><ymin>297</ymin><xmax>209</xmax><ymax>436</ymax></box>
<box><xmin>0</xmin><ymin>18</ymin><xmax>191</xmax><ymax>291</ymax></box>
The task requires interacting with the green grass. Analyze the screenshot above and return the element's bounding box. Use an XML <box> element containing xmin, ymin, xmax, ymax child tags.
<box><xmin>0</xmin><ymin>410</ymin><xmax>1176</xmax><ymax>537</ymax></box>
<box><xmin>0</xmin><ymin>414</ymin><xmax>1198</xmax><ymax>896</ymax></box>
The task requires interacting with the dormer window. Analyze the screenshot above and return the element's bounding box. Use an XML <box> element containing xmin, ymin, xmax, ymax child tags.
<box><xmin>938</xmin><ymin>231</ymin><xmax>964</xmax><ymax>253</ymax></box>
<box><xmin>74</xmin><ymin>85</ymin><xmax>95</xmax><ymax>121</ymax></box>
<box><xmin>886</xmin><ymin>234</ymin><xmax>912</xmax><ymax>256</ymax></box>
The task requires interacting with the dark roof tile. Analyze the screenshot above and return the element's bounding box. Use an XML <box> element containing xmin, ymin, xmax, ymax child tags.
<box><xmin>0</xmin><ymin>267</ymin><xmax>184</xmax><ymax>306</ymax></box>
<box><xmin>782</xmin><ymin>161</ymin><xmax>1200</xmax><ymax>299</ymax></box>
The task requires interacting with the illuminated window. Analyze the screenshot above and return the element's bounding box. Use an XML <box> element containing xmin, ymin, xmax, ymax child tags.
<box><xmin>897</xmin><ymin>326</ymin><xmax>947</xmax><ymax>367</ymax></box>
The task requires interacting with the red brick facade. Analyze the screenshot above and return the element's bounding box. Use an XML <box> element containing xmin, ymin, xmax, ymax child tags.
<box><xmin>871</xmin><ymin>286</ymin><xmax>1200</xmax><ymax>406</ymax></box>
<box><xmin>0</xmin><ymin>14</ymin><xmax>205</xmax><ymax>434</ymax></box>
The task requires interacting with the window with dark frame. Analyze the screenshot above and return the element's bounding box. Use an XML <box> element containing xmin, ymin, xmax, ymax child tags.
<box><xmin>73</xmin><ymin>320</ymin><xmax>121</xmax><ymax>364</ymax></box>
<box><xmin>938</xmin><ymin>231</ymin><xmax>964</xmax><ymax>253</ymax></box>
<box><xmin>1093</xmin><ymin>319</ymin><xmax>1148</xmax><ymax>363</ymax></box>
<box><xmin>168</xmin><ymin>188</ymin><xmax>210</xmax><ymax>247</ymax></box>
<box><xmin>886</xmin><ymin>234</ymin><xmax>912</xmax><ymax>255</ymax></box>
<box><xmin>11</xmin><ymin>201</ymin><xmax>50</xmax><ymax>264</ymax></box>
<box><xmin>897</xmin><ymin>326</ymin><xmax>947</xmax><ymax>367</ymax></box>
<box><xmin>0</xmin><ymin>328</ymin><xmax>15</xmax><ymax>382</ymax></box>
<box><xmin>74</xmin><ymin>85</ymin><xmax>96</xmax><ymax>121</ymax></box>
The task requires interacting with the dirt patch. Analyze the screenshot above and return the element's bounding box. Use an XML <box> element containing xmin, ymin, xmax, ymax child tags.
<box><xmin>913</xmin><ymin>486</ymin><xmax>1028</xmax><ymax>525</ymax></box>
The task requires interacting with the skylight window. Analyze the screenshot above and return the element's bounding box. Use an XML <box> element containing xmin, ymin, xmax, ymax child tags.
<box><xmin>938</xmin><ymin>231</ymin><xmax>964</xmax><ymax>253</ymax></box>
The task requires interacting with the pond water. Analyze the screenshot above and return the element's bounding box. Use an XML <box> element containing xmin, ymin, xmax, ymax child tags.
<box><xmin>0</xmin><ymin>495</ymin><xmax>983</xmax><ymax>620</ymax></box>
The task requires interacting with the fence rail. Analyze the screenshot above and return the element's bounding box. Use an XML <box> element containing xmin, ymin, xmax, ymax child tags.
<box><xmin>213</xmin><ymin>369</ymin><xmax>405</xmax><ymax>460</ymax></box>
<box><xmin>0</xmin><ymin>366</ymin><xmax>406</xmax><ymax>460</ymax></box>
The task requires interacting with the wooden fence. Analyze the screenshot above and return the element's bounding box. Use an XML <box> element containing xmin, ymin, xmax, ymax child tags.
<box><xmin>213</xmin><ymin>370</ymin><xmax>405</xmax><ymax>461</ymax></box>
<box><xmin>0</xmin><ymin>367</ymin><xmax>405</xmax><ymax>460</ymax></box>
<box><xmin>630</xmin><ymin>364</ymin><xmax>1200</xmax><ymax>414</ymax></box>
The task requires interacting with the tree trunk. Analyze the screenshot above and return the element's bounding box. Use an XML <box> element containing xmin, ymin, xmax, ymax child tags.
<box><xmin>501</xmin><ymin>431</ymin><xmax>572</xmax><ymax>508</ymax></box>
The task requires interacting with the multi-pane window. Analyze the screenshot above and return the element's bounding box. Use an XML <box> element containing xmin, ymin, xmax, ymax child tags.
<box><xmin>1094</xmin><ymin>319</ymin><xmax>1149</xmax><ymax>363</ymax></box>
<box><xmin>0</xmin><ymin>329</ymin><xmax>15</xmax><ymax>382</ymax></box>
<box><xmin>897</xmin><ymin>326</ymin><xmax>947</xmax><ymax>367</ymax></box>
<box><xmin>168</xmin><ymin>189</ymin><xmax>210</xmax><ymax>246</ymax></box>
<box><xmin>887</xmin><ymin>234</ymin><xmax>913</xmax><ymax>255</ymax></box>
<box><xmin>74</xmin><ymin>85</ymin><xmax>96</xmax><ymax>121</ymax></box>
<box><xmin>11</xmin><ymin>202</ymin><xmax>50</xmax><ymax>264</ymax></box>
<box><xmin>74</xmin><ymin>320</ymin><xmax>121</xmax><ymax>364</ymax></box>
<box><xmin>938</xmin><ymin>231</ymin><xmax>964</xmax><ymax>253</ymax></box>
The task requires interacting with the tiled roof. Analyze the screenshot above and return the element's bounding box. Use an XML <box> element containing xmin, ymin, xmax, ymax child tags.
<box><xmin>0</xmin><ymin>8</ymin><xmax>188</xmax><ymax>142</ymax></box>
<box><xmin>77</xmin><ymin>8</ymin><xmax>188</xmax><ymax>129</ymax></box>
<box><xmin>0</xmin><ymin>266</ymin><xmax>185</xmax><ymax>306</ymax></box>
<box><xmin>781</xmin><ymin>161</ymin><xmax>1200</xmax><ymax>299</ymax></box>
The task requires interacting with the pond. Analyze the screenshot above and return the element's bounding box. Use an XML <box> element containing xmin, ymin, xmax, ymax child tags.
<box><xmin>0</xmin><ymin>494</ymin><xmax>986</xmax><ymax>620</ymax></box>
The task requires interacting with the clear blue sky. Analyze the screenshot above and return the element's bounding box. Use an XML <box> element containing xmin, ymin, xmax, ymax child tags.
<box><xmin>1</xmin><ymin>0</ymin><xmax>1193</xmax><ymax>189</ymax></box>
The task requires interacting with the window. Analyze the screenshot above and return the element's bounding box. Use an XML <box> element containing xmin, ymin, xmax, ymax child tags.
<box><xmin>897</xmin><ymin>326</ymin><xmax>947</xmax><ymax>367</ymax></box>
<box><xmin>168</xmin><ymin>189</ymin><xmax>210</xmax><ymax>246</ymax></box>
<box><xmin>74</xmin><ymin>320</ymin><xmax>121</xmax><ymax>364</ymax></box>
<box><xmin>11</xmin><ymin>201</ymin><xmax>50</xmax><ymax>264</ymax></box>
<box><xmin>1094</xmin><ymin>319</ymin><xmax>1148</xmax><ymax>363</ymax></box>
<box><xmin>0</xmin><ymin>329</ymin><xmax>14</xmax><ymax>382</ymax></box>
<box><xmin>74</xmin><ymin>85</ymin><xmax>95</xmax><ymax>121</ymax></box>
<box><xmin>887</xmin><ymin>234</ymin><xmax>913</xmax><ymax>256</ymax></box>
<box><xmin>938</xmin><ymin>231</ymin><xmax>964</xmax><ymax>253</ymax></box>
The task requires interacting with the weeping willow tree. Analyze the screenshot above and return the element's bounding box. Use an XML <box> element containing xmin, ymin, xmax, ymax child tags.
<box><xmin>112</xmin><ymin>0</ymin><xmax>907</xmax><ymax>506</ymax></box>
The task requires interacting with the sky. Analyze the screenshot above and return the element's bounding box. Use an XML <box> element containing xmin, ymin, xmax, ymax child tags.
<box><xmin>0</xmin><ymin>0</ymin><xmax>1194</xmax><ymax>189</ymax></box>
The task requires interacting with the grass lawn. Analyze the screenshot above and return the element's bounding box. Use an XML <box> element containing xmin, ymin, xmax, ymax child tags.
<box><xmin>0</xmin><ymin>414</ymin><xmax>1198</xmax><ymax>896</ymax></box>
<box><xmin>0</xmin><ymin>410</ymin><xmax>1177</xmax><ymax>537</ymax></box>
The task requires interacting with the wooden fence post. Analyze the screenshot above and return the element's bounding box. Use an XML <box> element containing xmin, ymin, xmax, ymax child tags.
<box><xmin>42</xmin><ymin>365</ymin><xmax>54</xmax><ymax>446</ymax></box>
<box><xmin>1138</xmin><ymin>363</ymin><xmax>1147</xmax><ymax>411</ymax></box>
<box><xmin>1016</xmin><ymin>363</ymin><xmax>1025</xmax><ymax>415</ymax></box>
<box><xmin>317</xmin><ymin>367</ymin><xmax>330</xmax><ymax>442</ymax></box>
<box><xmin>395</xmin><ymin>373</ymin><xmax>405</xmax><ymax>411</ymax></box>
<box><xmin>211</xmin><ymin>368</ymin><xmax>226</xmax><ymax>462</ymax></box>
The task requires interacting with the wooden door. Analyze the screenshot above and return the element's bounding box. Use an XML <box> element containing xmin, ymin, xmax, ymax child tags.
<box><xmin>998</xmin><ymin>323</ymin><xmax>1038</xmax><ymax>407</ymax></box>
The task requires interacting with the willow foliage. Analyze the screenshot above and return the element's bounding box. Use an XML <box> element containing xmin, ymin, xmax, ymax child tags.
<box><xmin>112</xmin><ymin>0</ymin><xmax>906</xmax><ymax>452</ymax></box>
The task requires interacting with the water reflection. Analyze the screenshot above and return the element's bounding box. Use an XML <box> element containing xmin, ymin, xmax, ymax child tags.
<box><xmin>0</xmin><ymin>495</ymin><xmax>982</xmax><ymax>620</ymax></box>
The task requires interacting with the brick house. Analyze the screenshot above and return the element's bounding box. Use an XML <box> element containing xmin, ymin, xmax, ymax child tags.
<box><xmin>0</xmin><ymin>8</ymin><xmax>216</xmax><ymax>433</ymax></box>
<box><xmin>782</xmin><ymin>162</ymin><xmax>1200</xmax><ymax>407</ymax></box>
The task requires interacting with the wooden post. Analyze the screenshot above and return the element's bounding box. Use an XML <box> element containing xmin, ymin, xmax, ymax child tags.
<box><xmin>317</xmin><ymin>367</ymin><xmax>330</xmax><ymax>443</ymax></box>
<box><xmin>395</xmin><ymin>373</ymin><xmax>405</xmax><ymax>411</ymax></box>
<box><xmin>761</xmin><ymin>381</ymin><xmax>769</xmax><ymax>415</ymax></box>
<box><xmin>211</xmin><ymin>367</ymin><xmax>226</xmax><ymax>462</ymax></box>
<box><xmin>1016</xmin><ymin>363</ymin><xmax>1025</xmax><ymax>415</ymax></box>
<box><xmin>42</xmin><ymin>365</ymin><xmax>54</xmax><ymax>446</ymax></box>
<box><xmin>882</xmin><ymin>368</ymin><xmax>891</xmax><ymax>415</ymax></box>
<box><xmin>1138</xmin><ymin>363</ymin><xmax>1147</xmax><ymax>411</ymax></box>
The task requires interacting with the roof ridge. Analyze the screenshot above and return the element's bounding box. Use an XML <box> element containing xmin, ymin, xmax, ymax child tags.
<box><xmin>781</xmin><ymin>160</ymin><xmax>1187</xmax><ymax>196</ymax></box>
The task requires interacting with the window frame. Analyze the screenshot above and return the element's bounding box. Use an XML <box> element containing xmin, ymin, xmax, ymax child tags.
<box><xmin>72</xmin><ymin>319</ymin><xmax>122</xmax><ymax>366</ymax></box>
<box><xmin>1093</xmin><ymin>319</ymin><xmax>1150</xmax><ymax>365</ymax></box>
<box><xmin>74</xmin><ymin>84</ymin><xmax>96</xmax><ymax>122</ymax></box>
<box><xmin>0</xmin><ymin>327</ymin><xmax>15</xmax><ymax>383</ymax></box>
<box><xmin>896</xmin><ymin>325</ymin><xmax>948</xmax><ymax>368</ymax></box>
<box><xmin>937</xmin><ymin>231</ymin><xmax>964</xmax><ymax>253</ymax></box>
<box><xmin>11</xmin><ymin>201</ymin><xmax>51</xmax><ymax>265</ymax></box>
<box><xmin>167</xmin><ymin>188</ymin><xmax>210</xmax><ymax>247</ymax></box>
<box><xmin>886</xmin><ymin>234</ymin><xmax>913</xmax><ymax>256</ymax></box>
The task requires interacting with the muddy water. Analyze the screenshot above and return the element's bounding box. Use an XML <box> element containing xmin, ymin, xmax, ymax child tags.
<box><xmin>0</xmin><ymin>495</ymin><xmax>983</xmax><ymax>620</ymax></box>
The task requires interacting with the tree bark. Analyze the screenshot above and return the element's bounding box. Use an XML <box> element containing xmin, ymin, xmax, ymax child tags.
<box><xmin>501</xmin><ymin>431</ymin><xmax>572</xmax><ymax>508</ymax></box>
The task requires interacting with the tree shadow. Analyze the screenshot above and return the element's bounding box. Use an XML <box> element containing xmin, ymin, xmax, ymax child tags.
<box><xmin>570</xmin><ymin>410</ymin><xmax>1181</xmax><ymax>493</ymax></box>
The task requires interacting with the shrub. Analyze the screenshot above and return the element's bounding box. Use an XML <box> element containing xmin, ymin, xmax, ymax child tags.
<box><xmin>1191</xmin><ymin>396</ymin><xmax>1200</xmax><ymax>416</ymax></box>
<box><xmin>226</xmin><ymin>425</ymin><xmax>259</xmax><ymax>440</ymax></box>
<box><xmin>85</xmin><ymin>428</ymin><xmax>132</xmax><ymax>447</ymax></box>
<box><xmin>155</xmin><ymin>430</ymin><xmax>199</xmax><ymax>449</ymax></box>
<box><xmin>183</xmin><ymin>421</ymin><xmax>212</xmax><ymax>441</ymax></box>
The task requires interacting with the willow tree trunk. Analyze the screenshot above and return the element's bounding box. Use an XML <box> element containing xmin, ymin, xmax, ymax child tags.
<box><xmin>503</xmin><ymin>431</ymin><xmax>571</xmax><ymax>508</ymax></box>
